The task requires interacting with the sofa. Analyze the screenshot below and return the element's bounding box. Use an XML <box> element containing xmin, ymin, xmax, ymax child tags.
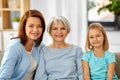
<box><xmin>115</xmin><ymin>52</ymin><xmax>120</xmax><ymax>79</ymax></box>
<box><xmin>0</xmin><ymin>52</ymin><xmax>120</xmax><ymax>79</ymax></box>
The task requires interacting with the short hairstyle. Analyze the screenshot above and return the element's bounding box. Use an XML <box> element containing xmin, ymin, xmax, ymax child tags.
<box><xmin>85</xmin><ymin>23</ymin><xmax>109</xmax><ymax>51</ymax></box>
<box><xmin>47</xmin><ymin>16</ymin><xmax>71</xmax><ymax>34</ymax></box>
<box><xmin>18</xmin><ymin>9</ymin><xmax>46</xmax><ymax>46</ymax></box>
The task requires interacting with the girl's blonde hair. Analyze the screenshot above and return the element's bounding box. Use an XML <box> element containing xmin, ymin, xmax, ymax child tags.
<box><xmin>85</xmin><ymin>23</ymin><xmax>109</xmax><ymax>51</ymax></box>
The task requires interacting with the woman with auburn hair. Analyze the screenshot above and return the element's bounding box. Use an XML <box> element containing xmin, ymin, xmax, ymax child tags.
<box><xmin>82</xmin><ymin>23</ymin><xmax>118</xmax><ymax>80</ymax></box>
<box><xmin>0</xmin><ymin>9</ymin><xmax>46</xmax><ymax>80</ymax></box>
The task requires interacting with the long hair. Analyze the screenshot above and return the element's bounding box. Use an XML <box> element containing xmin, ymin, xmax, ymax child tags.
<box><xmin>18</xmin><ymin>9</ymin><xmax>46</xmax><ymax>46</ymax></box>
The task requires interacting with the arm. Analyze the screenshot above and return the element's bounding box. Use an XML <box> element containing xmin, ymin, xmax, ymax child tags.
<box><xmin>107</xmin><ymin>62</ymin><xmax>116</xmax><ymax>80</ymax></box>
<box><xmin>76</xmin><ymin>47</ymin><xmax>84</xmax><ymax>80</ymax></box>
<box><xmin>82</xmin><ymin>60</ymin><xmax>90</xmax><ymax>80</ymax></box>
<box><xmin>0</xmin><ymin>45</ymin><xmax>19</xmax><ymax>79</ymax></box>
<box><xmin>34</xmin><ymin>49</ymin><xmax>47</xmax><ymax>80</ymax></box>
<box><xmin>107</xmin><ymin>52</ymin><xmax>117</xmax><ymax>80</ymax></box>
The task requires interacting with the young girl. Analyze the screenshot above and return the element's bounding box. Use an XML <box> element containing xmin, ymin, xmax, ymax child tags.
<box><xmin>82</xmin><ymin>23</ymin><xmax>118</xmax><ymax>80</ymax></box>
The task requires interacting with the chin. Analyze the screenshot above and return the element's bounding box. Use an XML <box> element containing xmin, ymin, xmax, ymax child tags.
<box><xmin>94</xmin><ymin>45</ymin><xmax>102</xmax><ymax>48</ymax></box>
<box><xmin>31</xmin><ymin>37</ymin><xmax>39</xmax><ymax>40</ymax></box>
<box><xmin>56</xmin><ymin>39</ymin><xmax>64</xmax><ymax>42</ymax></box>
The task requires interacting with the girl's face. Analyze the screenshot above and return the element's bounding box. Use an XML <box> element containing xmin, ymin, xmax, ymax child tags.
<box><xmin>25</xmin><ymin>17</ymin><xmax>43</xmax><ymax>41</ymax></box>
<box><xmin>88</xmin><ymin>29</ymin><xmax>104</xmax><ymax>49</ymax></box>
<box><xmin>50</xmin><ymin>21</ymin><xmax>68</xmax><ymax>42</ymax></box>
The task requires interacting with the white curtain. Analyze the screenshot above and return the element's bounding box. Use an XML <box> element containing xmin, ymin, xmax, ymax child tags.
<box><xmin>31</xmin><ymin>0</ymin><xmax>87</xmax><ymax>51</ymax></box>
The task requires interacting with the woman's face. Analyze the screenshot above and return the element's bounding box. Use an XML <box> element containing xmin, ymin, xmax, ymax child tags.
<box><xmin>25</xmin><ymin>17</ymin><xmax>43</xmax><ymax>41</ymax></box>
<box><xmin>88</xmin><ymin>29</ymin><xmax>104</xmax><ymax>49</ymax></box>
<box><xmin>50</xmin><ymin>21</ymin><xmax>68</xmax><ymax>42</ymax></box>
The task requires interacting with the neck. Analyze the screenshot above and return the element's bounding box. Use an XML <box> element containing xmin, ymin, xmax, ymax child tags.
<box><xmin>93</xmin><ymin>47</ymin><xmax>104</xmax><ymax>57</ymax></box>
<box><xmin>25</xmin><ymin>40</ymin><xmax>34</xmax><ymax>52</ymax></box>
<box><xmin>49</xmin><ymin>42</ymin><xmax>70</xmax><ymax>48</ymax></box>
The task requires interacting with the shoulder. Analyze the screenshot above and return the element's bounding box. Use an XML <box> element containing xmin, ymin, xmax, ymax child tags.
<box><xmin>42</xmin><ymin>46</ymin><xmax>48</xmax><ymax>50</ymax></box>
<box><xmin>7</xmin><ymin>38</ymin><xmax>22</xmax><ymax>48</ymax></box>
<box><xmin>71</xmin><ymin>44</ymin><xmax>83</xmax><ymax>51</ymax></box>
<box><xmin>105</xmin><ymin>50</ymin><xmax>115</xmax><ymax>57</ymax></box>
<box><xmin>7</xmin><ymin>38</ymin><xmax>21</xmax><ymax>47</ymax></box>
<box><xmin>104</xmin><ymin>50</ymin><xmax>116</xmax><ymax>64</ymax></box>
<box><xmin>3</xmin><ymin>39</ymin><xmax>23</xmax><ymax>60</ymax></box>
<box><xmin>82</xmin><ymin>51</ymin><xmax>92</xmax><ymax>60</ymax></box>
<box><xmin>38</xmin><ymin>43</ymin><xmax>46</xmax><ymax>50</ymax></box>
<box><xmin>4</xmin><ymin>38</ymin><xmax>27</xmax><ymax>57</ymax></box>
<box><xmin>71</xmin><ymin>45</ymin><xmax>83</xmax><ymax>56</ymax></box>
<box><xmin>40</xmin><ymin>46</ymin><xmax>49</xmax><ymax>54</ymax></box>
<box><xmin>105</xmin><ymin>50</ymin><xmax>114</xmax><ymax>54</ymax></box>
<box><xmin>83</xmin><ymin>51</ymin><xmax>92</xmax><ymax>56</ymax></box>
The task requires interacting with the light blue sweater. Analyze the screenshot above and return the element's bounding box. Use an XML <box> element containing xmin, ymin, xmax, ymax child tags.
<box><xmin>34</xmin><ymin>45</ymin><xmax>84</xmax><ymax>80</ymax></box>
<box><xmin>0</xmin><ymin>39</ymin><xmax>45</xmax><ymax>80</ymax></box>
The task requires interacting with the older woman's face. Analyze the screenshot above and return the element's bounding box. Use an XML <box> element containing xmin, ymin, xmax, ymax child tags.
<box><xmin>25</xmin><ymin>17</ymin><xmax>43</xmax><ymax>41</ymax></box>
<box><xmin>50</xmin><ymin>21</ymin><xmax>68</xmax><ymax>42</ymax></box>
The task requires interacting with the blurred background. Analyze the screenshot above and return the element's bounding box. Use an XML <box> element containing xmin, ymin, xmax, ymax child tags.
<box><xmin>30</xmin><ymin>0</ymin><xmax>120</xmax><ymax>52</ymax></box>
<box><xmin>0</xmin><ymin>0</ymin><xmax>120</xmax><ymax>53</ymax></box>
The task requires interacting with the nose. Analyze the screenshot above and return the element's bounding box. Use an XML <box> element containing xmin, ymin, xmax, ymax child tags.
<box><xmin>93</xmin><ymin>37</ymin><xmax>97</xmax><ymax>40</ymax></box>
<box><xmin>58</xmin><ymin>29</ymin><xmax>61</xmax><ymax>33</ymax></box>
<box><xmin>33</xmin><ymin>26</ymin><xmax>38</xmax><ymax>31</ymax></box>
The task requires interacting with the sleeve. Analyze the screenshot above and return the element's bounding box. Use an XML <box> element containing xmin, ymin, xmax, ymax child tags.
<box><xmin>0</xmin><ymin>45</ymin><xmax>19</xmax><ymax>79</ymax></box>
<box><xmin>82</xmin><ymin>52</ymin><xmax>90</xmax><ymax>62</ymax></box>
<box><xmin>34</xmin><ymin>49</ymin><xmax>47</xmax><ymax>80</ymax></box>
<box><xmin>107</xmin><ymin>52</ymin><xmax>116</xmax><ymax>64</ymax></box>
<box><xmin>76</xmin><ymin>47</ymin><xmax>84</xmax><ymax>80</ymax></box>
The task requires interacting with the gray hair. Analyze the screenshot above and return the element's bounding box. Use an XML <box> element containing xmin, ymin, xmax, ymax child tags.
<box><xmin>47</xmin><ymin>16</ymin><xmax>71</xmax><ymax>33</ymax></box>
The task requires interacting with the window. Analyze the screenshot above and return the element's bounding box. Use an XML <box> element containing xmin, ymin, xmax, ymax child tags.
<box><xmin>88</xmin><ymin>0</ymin><xmax>116</xmax><ymax>30</ymax></box>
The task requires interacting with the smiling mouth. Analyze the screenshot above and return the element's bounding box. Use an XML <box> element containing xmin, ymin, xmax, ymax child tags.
<box><xmin>32</xmin><ymin>33</ymin><xmax>40</xmax><ymax>36</ymax></box>
<box><xmin>92</xmin><ymin>42</ymin><xmax>100</xmax><ymax>44</ymax></box>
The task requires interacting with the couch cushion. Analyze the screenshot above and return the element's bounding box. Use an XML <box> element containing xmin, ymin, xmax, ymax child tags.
<box><xmin>115</xmin><ymin>52</ymin><xmax>120</xmax><ymax>79</ymax></box>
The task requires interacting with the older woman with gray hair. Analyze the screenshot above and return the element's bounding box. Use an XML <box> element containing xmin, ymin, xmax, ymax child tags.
<box><xmin>34</xmin><ymin>16</ymin><xmax>83</xmax><ymax>80</ymax></box>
